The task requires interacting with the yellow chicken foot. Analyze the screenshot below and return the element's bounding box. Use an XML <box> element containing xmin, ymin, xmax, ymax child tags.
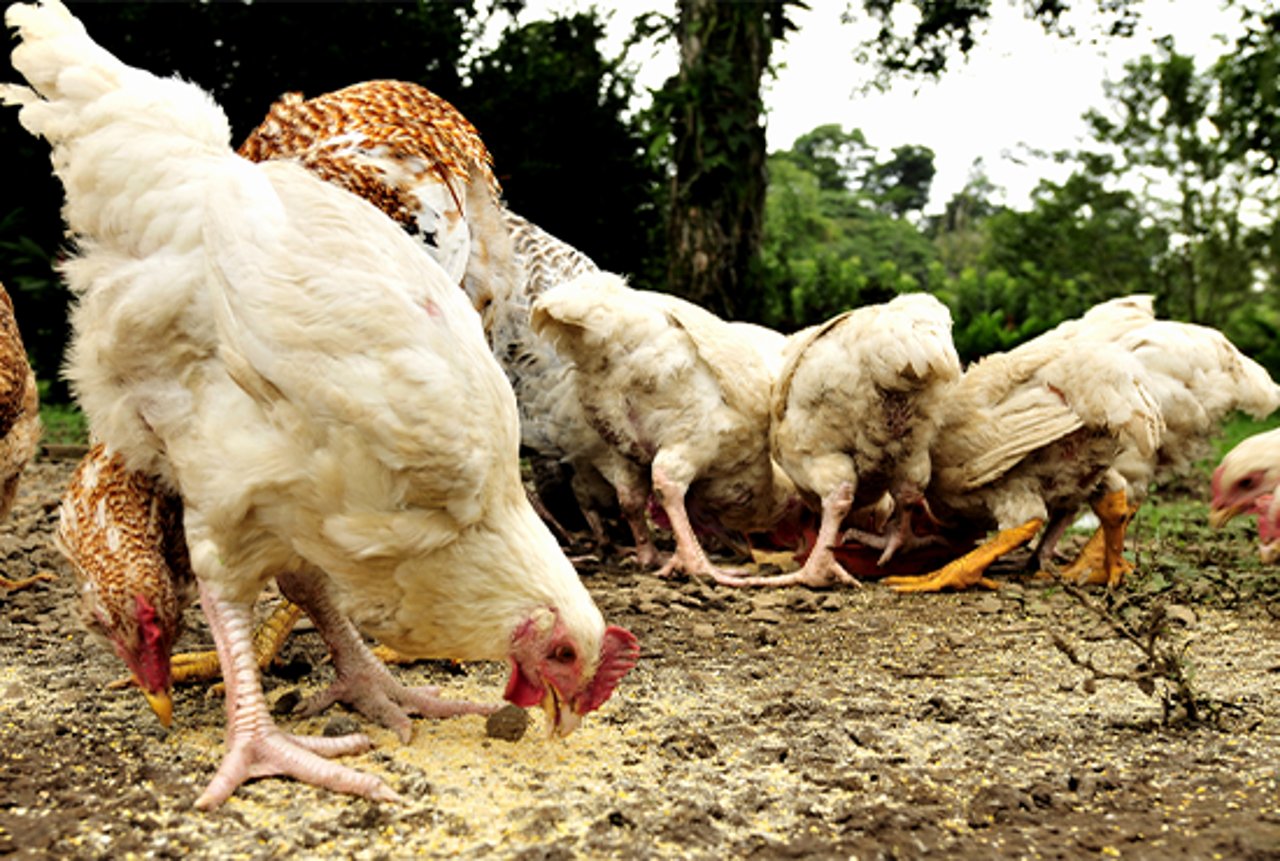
<box><xmin>112</xmin><ymin>599</ymin><xmax>305</xmax><ymax>708</ymax></box>
<box><xmin>172</xmin><ymin>599</ymin><xmax>303</xmax><ymax>685</ymax></box>
<box><xmin>884</xmin><ymin>518</ymin><xmax>1044</xmax><ymax>593</ymax></box>
<box><xmin>1057</xmin><ymin>490</ymin><xmax>1137</xmax><ymax>587</ymax></box>
<box><xmin>0</xmin><ymin>570</ymin><xmax>55</xmax><ymax>591</ymax></box>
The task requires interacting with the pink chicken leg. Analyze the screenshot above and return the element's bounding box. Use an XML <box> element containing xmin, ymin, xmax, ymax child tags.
<box><xmin>716</xmin><ymin>482</ymin><xmax>859</xmax><ymax>588</ymax></box>
<box><xmin>194</xmin><ymin>580</ymin><xmax>400</xmax><ymax>810</ymax></box>
<box><xmin>277</xmin><ymin>570</ymin><xmax>498</xmax><ymax>742</ymax></box>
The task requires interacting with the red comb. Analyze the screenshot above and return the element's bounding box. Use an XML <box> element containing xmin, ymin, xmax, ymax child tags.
<box><xmin>580</xmin><ymin>626</ymin><xmax>639</xmax><ymax>714</ymax></box>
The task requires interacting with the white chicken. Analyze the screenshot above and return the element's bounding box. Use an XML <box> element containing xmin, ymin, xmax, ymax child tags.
<box><xmin>719</xmin><ymin>293</ymin><xmax>962</xmax><ymax>589</ymax></box>
<box><xmin>3</xmin><ymin>0</ymin><xmax>637</xmax><ymax>810</ymax></box>
<box><xmin>1057</xmin><ymin>318</ymin><xmax>1280</xmax><ymax>585</ymax></box>
<box><xmin>530</xmin><ymin>272</ymin><xmax>797</xmax><ymax>582</ymax></box>
<box><xmin>1210</xmin><ymin>427</ymin><xmax>1280</xmax><ymax>560</ymax></box>
<box><xmin>882</xmin><ymin>314</ymin><xmax>1164</xmax><ymax>592</ymax></box>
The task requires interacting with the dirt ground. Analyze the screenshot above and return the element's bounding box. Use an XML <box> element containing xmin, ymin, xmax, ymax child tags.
<box><xmin>1</xmin><ymin>454</ymin><xmax>1278</xmax><ymax>860</ymax></box>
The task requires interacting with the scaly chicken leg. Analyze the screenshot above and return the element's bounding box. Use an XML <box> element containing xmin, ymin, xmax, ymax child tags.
<box><xmin>163</xmin><ymin>599</ymin><xmax>304</xmax><ymax>688</ymax></box>
<box><xmin>277</xmin><ymin>570</ymin><xmax>498</xmax><ymax>742</ymax></box>
<box><xmin>194</xmin><ymin>579</ymin><xmax>399</xmax><ymax>810</ymax></box>
<box><xmin>652</xmin><ymin>465</ymin><xmax>745</xmax><ymax>581</ymax></box>
<box><xmin>884</xmin><ymin>518</ymin><xmax>1044</xmax><ymax>593</ymax></box>
<box><xmin>716</xmin><ymin>482</ymin><xmax>859</xmax><ymax>589</ymax></box>
<box><xmin>1056</xmin><ymin>489</ymin><xmax>1137</xmax><ymax>587</ymax></box>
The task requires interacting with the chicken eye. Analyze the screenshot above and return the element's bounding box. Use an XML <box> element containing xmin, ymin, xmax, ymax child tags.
<box><xmin>552</xmin><ymin>645</ymin><xmax>576</xmax><ymax>663</ymax></box>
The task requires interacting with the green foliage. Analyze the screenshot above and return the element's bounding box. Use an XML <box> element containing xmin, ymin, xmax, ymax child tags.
<box><xmin>463</xmin><ymin>11</ymin><xmax>664</xmax><ymax>288</ymax></box>
<box><xmin>756</xmin><ymin>139</ymin><xmax>938</xmax><ymax>330</ymax></box>
<box><xmin>38</xmin><ymin>395</ymin><xmax>87</xmax><ymax>447</ymax></box>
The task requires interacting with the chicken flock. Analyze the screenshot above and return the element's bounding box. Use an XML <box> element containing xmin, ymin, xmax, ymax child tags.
<box><xmin>1</xmin><ymin>0</ymin><xmax>1278</xmax><ymax>811</ymax></box>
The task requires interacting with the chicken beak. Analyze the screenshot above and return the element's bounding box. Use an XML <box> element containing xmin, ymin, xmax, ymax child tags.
<box><xmin>142</xmin><ymin>687</ymin><xmax>173</xmax><ymax>729</ymax></box>
<box><xmin>539</xmin><ymin>687</ymin><xmax>582</xmax><ymax>739</ymax></box>
<box><xmin>1208</xmin><ymin>505</ymin><xmax>1241</xmax><ymax>529</ymax></box>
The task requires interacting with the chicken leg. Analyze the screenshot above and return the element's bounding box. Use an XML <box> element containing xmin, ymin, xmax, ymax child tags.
<box><xmin>277</xmin><ymin>570</ymin><xmax>498</xmax><ymax>743</ymax></box>
<box><xmin>194</xmin><ymin>579</ymin><xmax>399</xmax><ymax>810</ymax></box>
<box><xmin>884</xmin><ymin>518</ymin><xmax>1044</xmax><ymax>593</ymax></box>
<box><xmin>0</xmin><ymin>570</ymin><xmax>55</xmax><ymax>591</ymax></box>
<box><xmin>1057</xmin><ymin>490</ymin><xmax>1137</xmax><ymax>587</ymax></box>
<box><xmin>715</xmin><ymin>482</ymin><xmax>859</xmax><ymax>588</ymax></box>
<box><xmin>651</xmin><ymin>465</ymin><xmax>745</xmax><ymax>581</ymax></box>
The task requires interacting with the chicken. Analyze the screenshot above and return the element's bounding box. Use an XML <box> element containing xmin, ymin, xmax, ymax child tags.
<box><xmin>718</xmin><ymin>294</ymin><xmax>961</xmax><ymax>589</ymax></box>
<box><xmin>0</xmin><ymin>280</ymin><xmax>47</xmax><ymax>591</ymax></box>
<box><xmin>238</xmin><ymin>79</ymin><xmax>501</xmax><ymax>312</ymax></box>
<box><xmin>1210</xmin><ymin>428</ymin><xmax>1280</xmax><ymax>534</ymax></box>
<box><xmin>493</xmin><ymin>210</ymin><xmax>620</xmax><ymax>546</ymax></box>
<box><xmin>882</xmin><ymin>315</ymin><xmax>1164</xmax><ymax>593</ymax></box>
<box><xmin>55</xmin><ymin>443</ymin><xmax>306</xmax><ymax>725</ymax></box>
<box><xmin>4</xmin><ymin>0</ymin><xmax>637</xmax><ymax>810</ymax></box>
<box><xmin>56</xmin><ymin>81</ymin><xmax>595</xmax><ymax>713</ymax></box>
<box><xmin>1058</xmin><ymin>320</ymin><xmax>1280</xmax><ymax>585</ymax></box>
<box><xmin>530</xmin><ymin>272</ymin><xmax>797</xmax><ymax>581</ymax></box>
<box><xmin>55</xmin><ymin>444</ymin><xmax>193</xmax><ymax>724</ymax></box>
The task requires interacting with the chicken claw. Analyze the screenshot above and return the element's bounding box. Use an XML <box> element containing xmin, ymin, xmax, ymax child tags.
<box><xmin>1056</xmin><ymin>490</ymin><xmax>1137</xmax><ymax>587</ymax></box>
<box><xmin>279</xmin><ymin>570</ymin><xmax>497</xmax><ymax>743</ymax></box>
<box><xmin>0</xmin><ymin>570</ymin><xmax>55</xmax><ymax>591</ymax></box>
<box><xmin>885</xmin><ymin>518</ymin><xmax>1044</xmax><ymax>593</ymax></box>
<box><xmin>196</xmin><ymin>580</ymin><xmax>397</xmax><ymax>809</ymax></box>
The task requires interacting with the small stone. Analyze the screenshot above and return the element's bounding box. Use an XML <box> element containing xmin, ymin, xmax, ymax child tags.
<box><xmin>485</xmin><ymin>704</ymin><xmax>530</xmax><ymax>742</ymax></box>
<box><xmin>322</xmin><ymin>715</ymin><xmax>361</xmax><ymax>737</ymax></box>
<box><xmin>271</xmin><ymin>689</ymin><xmax>302</xmax><ymax>717</ymax></box>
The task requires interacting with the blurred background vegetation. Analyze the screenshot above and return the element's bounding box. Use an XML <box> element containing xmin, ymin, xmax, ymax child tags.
<box><xmin>2</xmin><ymin>0</ymin><xmax>1278</xmax><ymax>412</ymax></box>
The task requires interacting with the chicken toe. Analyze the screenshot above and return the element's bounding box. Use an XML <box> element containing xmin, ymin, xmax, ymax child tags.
<box><xmin>885</xmin><ymin>518</ymin><xmax>1044</xmax><ymax>593</ymax></box>
<box><xmin>279</xmin><ymin>570</ymin><xmax>497</xmax><ymax>743</ymax></box>
<box><xmin>1057</xmin><ymin>490</ymin><xmax>1137</xmax><ymax>587</ymax></box>
<box><xmin>0</xmin><ymin>571</ymin><xmax>55</xmax><ymax>591</ymax></box>
<box><xmin>196</xmin><ymin>581</ymin><xmax>397</xmax><ymax>809</ymax></box>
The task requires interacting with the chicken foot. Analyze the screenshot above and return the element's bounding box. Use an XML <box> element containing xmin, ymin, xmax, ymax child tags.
<box><xmin>194</xmin><ymin>579</ymin><xmax>399</xmax><ymax>810</ymax></box>
<box><xmin>1056</xmin><ymin>489</ymin><xmax>1138</xmax><ymax>587</ymax></box>
<box><xmin>883</xmin><ymin>518</ymin><xmax>1044</xmax><ymax>593</ymax></box>
<box><xmin>161</xmin><ymin>599</ymin><xmax>304</xmax><ymax>689</ymax></box>
<box><xmin>715</xmin><ymin>482</ymin><xmax>859</xmax><ymax>589</ymax></box>
<box><xmin>651</xmin><ymin>465</ymin><xmax>745</xmax><ymax>581</ymax></box>
<box><xmin>0</xmin><ymin>570</ymin><xmax>55</xmax><ymax>591</ymax></box>
<box><xmin>278</xmin><ymin>570</ymin><xmax>498</xmax><ymax>744</ymax></box>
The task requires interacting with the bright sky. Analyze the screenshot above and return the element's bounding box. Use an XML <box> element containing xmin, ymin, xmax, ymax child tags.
<box><xmin>515</xmin><ymin>1</ymin><xmax>1249</xmax><ymax>214</ymax></box>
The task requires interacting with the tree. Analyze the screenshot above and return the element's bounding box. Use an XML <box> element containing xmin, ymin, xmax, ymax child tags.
<box><xmin>463</xmin><ymin>12</ymin><xmax>664</xmax><ymax>286</ymax></box>
<box><xmin>864</xmin><ymin>143</ymin><xmax>937</xmax><ymax>219</ymax></box>
<box><xmin>653</xmin><ymin>0</ymin><xmax>802</xmax><ymax>318</ymax></box>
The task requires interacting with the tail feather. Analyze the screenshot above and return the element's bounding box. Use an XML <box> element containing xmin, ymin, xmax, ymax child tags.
<box><xmin>4</xmin><ymin>0</ymin><xmax>232</xmax><ymax>250</ymax></box>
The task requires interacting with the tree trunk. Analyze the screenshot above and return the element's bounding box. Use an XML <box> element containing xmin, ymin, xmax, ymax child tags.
<box><xmin>666</xmin><ymin>0</ymin><xmax>775</xmax><ymax>318</ymax></box>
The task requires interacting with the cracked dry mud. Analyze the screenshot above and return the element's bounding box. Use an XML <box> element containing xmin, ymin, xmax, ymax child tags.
<box><xmin>1</xmin><ymin>456</ymin><xmax>1278</xmax><ymax>859</ymax></box>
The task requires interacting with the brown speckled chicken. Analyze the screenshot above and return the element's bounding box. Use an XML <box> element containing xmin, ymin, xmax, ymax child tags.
<box><xmin>0</xmin><ymin>280</ymin><xmax>46</xmax><ymax>591</ymax></box>
<box><xmin>55</xmin><ymin>444</ymin><xmax>194</xmax><ymax>724</ymax></box>
<box><xmin>531</xmin><ymin>272</ymin><xmax>798</xmax><ymax>582</ymax></box>
<box><xmin>239</xmin><ymin>79</ymin><xmax>502</xmax><ymax>311</ymax></box>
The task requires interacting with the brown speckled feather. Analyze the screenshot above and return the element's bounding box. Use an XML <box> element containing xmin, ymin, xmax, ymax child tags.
<box><xmin>55</xmin><ymin>443</ymin><xmax>194</xmax><ymax>654</ymax></box>
<box><xmin>239</xmin><ymin>80</ymin><xmax>498</xmax><ymax>286</ymax></box>
<box><xmin>0</xmin><ymin>282</ymin><xmax>40</xmax><ymax>520</ymax></box>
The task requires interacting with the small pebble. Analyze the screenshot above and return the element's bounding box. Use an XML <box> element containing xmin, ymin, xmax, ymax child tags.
<box><xmin>485</xmin><ymin>704</ymin><xmax>530</xmax><ymax>742</ymax></box>
<box><xmin>270</xmin><ymin>689</ymin><xmax>302</xmax><ymax>717</ymax></box>
<box><xmin>322</xmin><ymin>715</ymin><xmax>362</xmax><ymax>737</ymax></box>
